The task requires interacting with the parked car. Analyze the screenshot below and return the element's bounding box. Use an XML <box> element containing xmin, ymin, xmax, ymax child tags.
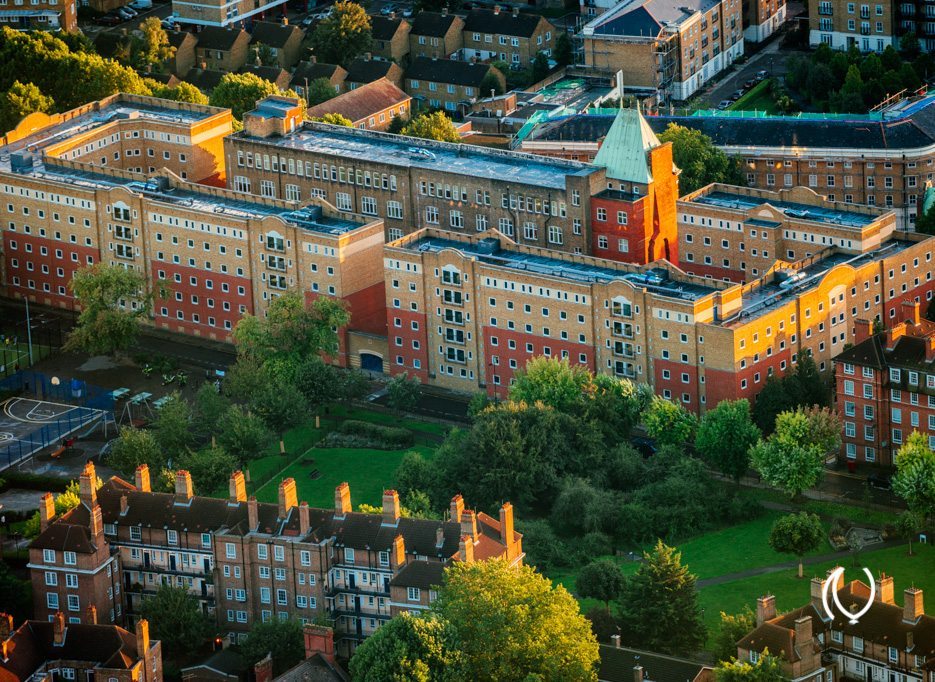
<box><xmin>401</xmin><ymin>6</ymin><xmax>413</xmax><ymax>15</ymax></box>
<box><xmin>161</xmin><ymin>16</ymin><xmax>178</xmax><ymax>28</ymax></box>
<box><xmin>95</xmin><ymin>12</ymin><xmax>123</xmax><ymax>24</ymax></box>
<box><xmin>867</xmin><ymin>471</ymin><xmax>892</xmax><ymax>489</ymax></box>
<box><xmin>116</xmin><ymin>7</ymin><xmax>136</xmax><ymax>18</ymax></box>
<box><xmin>744</xmin><ymin>79</ymin><xmax>756</xmax><ymax>88</ymax></box>
<box><xmin>730</xmin><ymin>89</ymin><xmax>744</xmax><ymax>100</ymax></box>
<box><xmin>717</xmin><ymin>99</ymin><xmax>732</xmax><ymax>109</ymax></box>
<box><xmin>129</xmin><ymin>0</ymin><xmax>152</xmax><ymax>9</ymax></box>
<box><xmin>300</xmin><ymin>14</ymin><xmax>315</xmax><ymax>26</ymax></box>
<box><xmin>755</xmin><ymin>69</ymin><xmax>768</xmax><ymax>80</ymax></box>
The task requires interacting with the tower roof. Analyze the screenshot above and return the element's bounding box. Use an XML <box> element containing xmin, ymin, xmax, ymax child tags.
<box><xmin>592</xmin><ymin>107</ymin><xmax>660</xmax><ymax>184</ymax></box>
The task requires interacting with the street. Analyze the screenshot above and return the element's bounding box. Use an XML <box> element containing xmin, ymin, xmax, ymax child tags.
<box><xmin>696</xmin><ymin>39</ymin><xmax>808</xmax><ymax>110</ymax></box>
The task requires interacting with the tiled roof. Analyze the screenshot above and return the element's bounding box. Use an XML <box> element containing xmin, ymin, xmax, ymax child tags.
<box><xmin>30</xmin><ymin>503</ymin><xmax>98</xmax><ymax>554</ymax></box>
<box><xmin>598</xmin><ymin>646</ymin><xmax>710</xmax><ymax>682</ymax></box>
<box><xmin>291</xmin><ymin>61</ymin><xmax>348</xmax><ymax>87</ymax></box>
<box><xmin>274</xmin><ymin>654</ymin><xmax>348</xmax><ymax>682</ymax></box>
<box><xmin>185</xmin><ymin>69</ymin><xmax>227</xmax><ymax>92</ymax></box>
<box><xmin>410</xmin><ymin>11</ymin><xmax>461</xmax><ymax>37</ymax></box>
<box><xmin>389</xmin><ymin>560</ymin><xmax>446</xmax><ymax>590</ymax></box>
<box><xmin>345</xmin><ymin>58</ymin><xmax>400</xmax><ymax>84</ymax></box>
<box><xmin>240</xmin><ymin>64</ymin><xmax>290</xmax><ymax>85</ymax></box>
<box><xmin>180</xmin><ymin>649</ymin><xmax>243</xmax><ymax>679</ymax></box>
<box><xmin>250</xmin><ymin>20</ymin><xmax>303</xmax><ymax>48</ymax></box>
<box><xmin>168</xmin><ymin>30</ymin><xmax>196</xmax><ymax>48</ymax></box>
<box><xmin>463</xmin><ymin>9</ymin><xmax>546</xmax><ymax>38</ymax></box>
<box><xmin>196</xmin><ymin>26</ymin><xmax>249</xmax><ymax>52</ymax></box>
<box><xmin>835</xmin><ymin>320</ymin><xmax>935</xmax><ymax>371</ymax></box>
<box><xmin>370</xmin><ymin>15</ymin><xmax>407</xmax><ymax>40</ymax></box>
<box><xmin>0</xmin><ymin>621</ymin><xmax>141</xmax><ymax>682</ymax></box>
<box><xmin>405</xmin><ymin>57</ymin><xmax>496</xmax><ymax>88</ymax></box>
<box><xmin>306</xmin><ymin>78</ymin><xmax>409</xmax><ymax>123</ymax></box>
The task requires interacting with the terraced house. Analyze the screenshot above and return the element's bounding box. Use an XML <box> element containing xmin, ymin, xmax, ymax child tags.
<box><xmin>461</xmin><ymin>7</ymin><xmax>557</xmax><ymax>68</ymax></box>
<box><xmin>28</xmin><ymin>463</ymin><xmax>523</xmax><ymax>657</ymax></box>
<box><xmin>405</xmin><ymin>57</ymin><xmax>505</xmax><ymax>114</ymax></box>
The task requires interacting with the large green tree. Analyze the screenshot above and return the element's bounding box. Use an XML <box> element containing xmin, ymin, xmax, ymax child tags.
<box><xmin>0</xmin><ymin>80</ymin><xmax>54</xmax><ymax>131</ymax></box>
<box><xmin>192</xmin><ymin>382</ymin><xmax>231</xmax><ymax>443</ymax></box>
<box><xmin>152</xmin><ymin>393</ymin><xmax>194</xmax><ymax>459</ymax></box>
<box><xmin>250</xmin><ymin>379</ymin><xmax>308</xmax><ymax>453</ymax></box>
<box><xmin>713</xmin><ymin>608</ymin><xmax>756</xmax><ymax>664</ymax></box>
<box><xmin>217</xmin><ymin>405</ymin><xmax>273</xmax><ymax>465</ymax></box>
<box><xmin>768</xmin><ymin>512</ymin><xmax>824</xmax><ymax>578</ymax></box>
<box><xmin>174</xmin><ymin>446</ymin><xmax>238</xmax><ymax>496</ymax></box>
<box><xmin>401</xmin><ymin>111</ymin><xmax>461</xmax><ymax>143</ymax></box>
<box><xmin>108</xmin><ymin>427</ymin><xmax>165</xmax><ymax>476</ymax></box>
<box><xmin>209</xmin><ymin>72</ymin><xmax>297</xmax><ymax>119</ymax></box>
<box><xmin>239</xmin><ymin>619</ymin><xmax>305</xmax><ymax>676</ymax></box>
<box><xmin>387</xmin><ymin>371</ymin><xmax>421</xmax><ymax>414</ymax></box>
<box><xmin>658</xmin><ymin>123</ymin><xmax>744</xmax><ymax>194</ymax></box>
<box><xmin>892</xmin><ymin>431</ymin><xmax>935</xmax><ymax>517</ymax></box>
<box><xmin>139</xmin><ymin>585</ymin><xmax>211</xmax><ymax>657</ymax></box>
<box><xmin>151</xmin><ymin>82</ymin><xmax>209</xmax><ymax>105</ymax></box>
<box><xmin>349</xmin><ymin>613</ymin><xmax>459</xmax><ymax>681</ymax></box>
<box><xmin>309</xmin><ymin>0</ymin><xmax>372</xmax><ymax>66</ymax></box>
<box><xmin>643</xmin><ymin>396</ymin><xmax>698</xmax><ymax>446</ymax></box>
<box><xmin>139</xmin><ymin>17</ymin><xmax>175</xmax><ymax>69</ymax></box>
<box><xmin>577</xmin><ymin>559</ymin><xmax>626</xmax><ymax>611</ymax></box>
<box><xmin>616</xmin><ymin>540</ymin><xmax>706</xmax><ymax>654</ymax></box>
<box><xmin>715</xmin><ymin>650</ymin><xmax>785</xmax><ymax>682</ymax></box>
<box><xmin>64</xmin><ymin>263</ymin><xmax>166</xmax><ymax>358</ymax></box>
<box><xmin>305</xmin><ymin>77</ymin><xmax>338</xmax><ymax>105</ymax></box>
<box><xmin>509</xmin><ymin>356</ymin><xmax>593</xmax><ymax>414</ymax></box>
<box><xmin>695</xmin><ymin>399</ymin><xmax>761</xmax><ymax>482</ymax></box>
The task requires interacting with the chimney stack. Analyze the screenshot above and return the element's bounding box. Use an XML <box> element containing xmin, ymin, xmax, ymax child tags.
<box><xmin>254</xmin><ymin>653</ymin><xmax>273</xmax><ymax>682</ymax></box>
<box><xmin>135</xmin><ymin>464</ymin><xmax>150</xmax><ymax>493</ymax></box>
<box><xmin>854</xmin><ymin>319</ymin><xmax>873</xmax><ymax>344</ymax></box>
<box><xmin>335</xmin><ymin>483</ymin><xmax>352</xmax><ymax>518</ymax></box>
<box><xmin>299</xmin><ymin>501</ymin><xmax>310</xmax><ymax>536</ymax></box>
<box><xmin>610</xmin><ymin>633</ymin><xmax>620</xmax><ymax>648</ymax></box>
<box><xmin>633</xmin><ymin>666</ymin><xmax>644</xmax><ymax>682</ymax></box>
<box><xmin>278</xmin><ymin>478</ymin><xmax>298</xmax><ymax>519</ymax></box>
<box><xmin>907</xmin><ymin>631</ymin><xmax>915</xmax><ymax>651</ymax></box>
<box><xmin>53</xmin><ymin>613</ymin><xmax>65</xmax><ymax>645</ymax></box>
<box><xmin>229</xmin><ymin>471</ymin><xmax>246</xmax><ymax>503</ymax></box>
<box><xmin>450</xmin><ymin>494</ymin><xmax>464</xmax><ymax>522</ymax></box>
<box><xmin>886</xmin><ymin>324</ymin><xmax>906</xmax><ymax>351</ymax></box>
<box><xmin>904</xmin><ymin>587</ymin><xmax>924</xmax><ymax>623</ymax></box>
<box><xmin>902</xmin><ymin>300</ymin><xmax>921</xmax><ymax>326</ymax></box>
<box><xmin>136</xmin><ymin>619</ymin><xmax>150</xmax><ymax>654</ymax></box>
<box><xmin>89</xmin><ymin>501</ymin><xmax>103</xmax><ymax>539</ymax></box>
<box><xmin>0</xmin><ymin>613</ymin><xmax>13</xmax><ymax>638</ymax></box>
<box><xmin>382</xmin><ymin>490</ymin><xmax>401</xmax><ymax>525</ymax></box>
<box><xmin>175</xmin><ymin>470</ymin><xmax>193</xmax><ymax>499</ymax></box>
<box><xmin>459</xmin><ymin>534</ymin><xmax>474</xmax><ymax>562</ymax></box>
<box><xmin>391</xmin><ymin>533</ymin><xmax>406</xmax><ymax>569</ymax></box>
<box><xmin>248</xmin><ymin>496</ymin><xmax>259</xmax><ymax>531</ymax></box>
<box><xmin>793</xmin><ymin>615</ymin><xmax>814</xmax><ymax>647</ymax></box>
<box><xmin>39</xmin><ymin>492</ymin><xmax>55</xmax><ymax>531</ymax></box>
<box><xmin>86</xmin><ymin>605</ymin><xmax>97</xmax><ymax>625</ymax></box>
<box><xmin>499</xmin><ymin>502</ymin><xmax>514</xmax><ymax>557</ymax></box>
<box><xmin>303</xmin><ymin>625</ymin><xmax>336</xmax><ymax>665</ymax></box>
<box><xmin>79</xmin><ymin>462</ymin><xmax>97</xmax><ymax>507</ymax></box>
<box><xmin>756</xmin><ymin>595</ymin><xmax>777</xmax><ymax>626</ymax></box>
<box><xmin>281</xmin><ymin>15</ymin><xmax>288</xmax><ymax>25</ymax></box>
<box><xmin>460</xmin><ymin>509</ymin><xmax>477</xmax><ymax>542</ymax></box>
<box><xmin>876</xmin><ymin>574</ymin><xmax>895</xmax><ymax>605</ymax></box>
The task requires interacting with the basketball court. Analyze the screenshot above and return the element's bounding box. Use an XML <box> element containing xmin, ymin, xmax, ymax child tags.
<box><xmin>0</xmin><ymin>397</ymin><xmax>106</xmax><ymax>470</ymax></box>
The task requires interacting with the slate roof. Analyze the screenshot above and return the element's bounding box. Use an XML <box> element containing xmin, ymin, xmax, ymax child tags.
<box><xmin>274</xmin><ymin>655</ymin><xmax>348</xmax><ymax>682</ymax></box>
<box><xmin>250</xmin><ymin>21</ymin><xmax>303</xmax><ymax>48</ymax></box>
<box><xmin>587</xmin><ymin>0</ymin><xmax>720</xmax><ymax>37</ymax></box>
<box><xmin>598</xmin><ymin>646</ymin><xmax>711</xmax><ymax>682</ymax></box>
<box><xmin>240</xmin><ymin>64</ymin><xmax>290</xmax><ymax>85</ymax></box>
<box><xmin>185</xmin><ymin>69</ymin><xmax>227</xmax><ymax>92</ymax></box>
<box><xmin>180</xmin><ymin>649</ymin><xmax>243</xmax><ymax>681</ymax></box>
<box><xmin>306</xmin><ymin>78</ymin><xmax>409</xmax><ymax>123</ymax></box>
<box><xmin>168</xmin><ymin>30</ymin><xmax>196</xmax><ymax>49</ymax></box>
<box><xmin>30</xmin><ymin>503</ymin><xmax>99</xmax><ymax>554</ymax></box>
<box><xmin>463</xmin><ymin>8</ymin><xmax>546</xmax><ymax>38</ymax></box>
<box><xmin>410</xmin><ymin>10</ymin><xmax>461</xmax><ymax>37</ymax></box>
<box><xmin>406</xmin><ymin>57</ymin><xmax>496</xmax><ymax>87</ymax></box>
<box><xmin>835</xmin><ymin>320</ymin><xmax>935</xmax><ymax>371</ymax></box>
<box><xmin>291</xmin><ymin>61</ymin><xmax>348</xmax><ymax>88</ymax></box>
<box><xmin>196</xmin><ymin>26</ymin><xmax>249</xmax><ymax>52</ymax></box>
<box><xmin>0</xmin><ymin>621</ymin><xmax>142</xmax><ymax>682</ymax></box>
<box><xmin>370</xmin><ymin>15</ymin><xmax>407</xmax><ymax>41</ymax></box>
<box><xmin>389</xmin><ymin>559</ymin><xmax>447</xmax><ymax>590</ymax></box>
<box><xmin>345</xmin><ymin>58</ymin><xmax>401</xmax><ymax>84</ymax></box>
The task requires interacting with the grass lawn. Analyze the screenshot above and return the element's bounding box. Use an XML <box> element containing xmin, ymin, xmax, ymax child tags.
<box><xmin>250</xmin><ymin>444</ymin><xmax>436</xmax><ymax>509</ymax></box>
<box><xmin>1</xmin><ymin>342</ymin><xmax>53</xmax><ymax>377</ymax></box>
<box><xmin>729</xmin><ymin>79</ymin><xmax>779</xmax><ymax>114</ymax></box>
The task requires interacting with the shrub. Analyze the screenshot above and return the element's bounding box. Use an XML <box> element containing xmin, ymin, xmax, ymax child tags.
<box><xmin>2</xmin><ymin>471</ymin><xmax>69</xmax><ymax>492</ymax></box>
<box><xmin>337</xmin><ymin>420</ymin><xmax>413</xmax><ymax>448</ymax></box>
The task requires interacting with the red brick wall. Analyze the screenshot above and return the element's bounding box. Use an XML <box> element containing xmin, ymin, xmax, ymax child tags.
<box><xmin>387</xmin><ymin>308</ymin><xmax>429</xmax><ymax>382</ymax></box>
<box><xmin>4</xmin><ymin>232</ymin><xmax>97</xmax><ymax>309</ymax></box>
<box><xmin>482</xmin><ymin>326</ymin><xmax>594</xmax><ymax>396</ymax></box>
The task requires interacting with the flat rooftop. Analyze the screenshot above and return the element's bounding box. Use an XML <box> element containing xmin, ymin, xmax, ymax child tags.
<box><xmin>405</xmin><ymin>236</ymin><xmax>717</xmax><ymax>301</ymax></box>
<box><xmin>234</xmin><ymin>122</ymin><xmax>596</xmax><ymax>190</ymax></box>
<box><xmin>250</xmin><ymin>98</ymin><xmax>299</xmax><ymax>119</ymax></box>
<box><xmin>689</xmin><ymin>190</ymin><xmax>878</xmax><ymax>229</ymax></box>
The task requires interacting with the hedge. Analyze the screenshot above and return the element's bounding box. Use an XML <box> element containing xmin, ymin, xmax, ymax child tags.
<box><xmin>336</xmin><ymin>420</ymin><xmax>413</xmax><ymax>448</ymax></box>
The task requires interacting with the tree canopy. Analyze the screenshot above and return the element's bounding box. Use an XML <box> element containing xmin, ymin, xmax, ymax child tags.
<box><xmin>696</xmin><ymin>399</ymin><xmax>760</xmax><ymax>482</ymax></box>
<box><xmin>305</xmin><ymin>77</ymin><xmax>338</xmax><ymax>105</ymax></box>
<box><xmin>309</xmin><ymin>1</ymin><xmax>372</xmax><ymax>66</ymax></box>
<box><xmin>309</xmin><ymin>112</ymin><xmax>353</xmax><ymax>126</ymax></box>
<box><xmin>658</xmin><ymin>123</ymin><xmax>744</xmax><ymax>194</ymax></box>
<box><xmin>715</xmin><ymin>650</ymin><xmax>785</xmax><ymax>682</ymax></box>
<box><xmin>577</xmin><ymin>559</ymin><xmax>626</xmax><ymax>610</ymax></box>
<box><xmin>892</xmin><ymin>431</ymin><xmax>935</xmax><ymax>516</ymax></box>
<box><xmin>239</xmin><ymin>619</ymin><xmax>305</xmax><ymax>676</ymax></box>
<box><xmin>768</xmin><ymin>512</ymin><xmax>824</xmax><ymax>577</ymax></box>
<box><xmin>349</xmin><ymin>613</ymin><xmax>459</xmax><ymax>681</ymax></box>
<box><xmin>400</xmin><ymin>111</ymin><xmax>461</xmax><ymax>143</ymax></box>
<box><xmin>139</xmin><ymin>585</ymin><xmax>210</xmax><ymax>657</ymax></box>
<box><xmin>643</xmin><ymin>396</ymin><xmax>698</xmax><ymax>446</ymax></box>
<box><xmin>209</xmin><ymin>72</ymin><xmax>299</xmax><ymax>119</ymax></box>
<box><xmin>0</xmin><ymin>80</ymin><xmax>54</xmax><ymax>132</ymax></box>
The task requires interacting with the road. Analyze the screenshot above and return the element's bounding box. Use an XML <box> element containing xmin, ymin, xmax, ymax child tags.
<box><xmin>696</xmin><ymin>40</ymin><xmax>808</xmax><ymax>110</ymax></box>
<box><xmin>80</xmin><ymin>2</ymin><xmax>172</xmax><ymax>36</ymax></box>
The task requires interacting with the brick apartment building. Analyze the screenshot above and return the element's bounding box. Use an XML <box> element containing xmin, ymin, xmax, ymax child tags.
<box><xmin>409</xmin><ymin>9</ymin><xmax>464</xmax><ymax>60</ymax></box>
<box><xmin>0</xmin><ymin>0</ymin><xmax>76</xmax><ymax>32</ymax></box>
<box><xmin>744</xmin><ymin>0</ymin><xmax>785</xmax><ymax>42</ymax></box>
<box><xmin>404</xmin><ymin>57</ymin><xmax>506</xmax><ymax>115</ymax></box>
<box><xmin>738</xmin><ymin>571</ymin><xmax>933</xmax><ymax>682</ymax></box>
<box><xmin>0</xmin><ymin>613</ymin><xmax>162</xmax><ymax>682</ymax></box>
<box><xmin>808</xmin><ymin>0</ymin><xmax>896</xmax><ymax>52</ymax></box>
<box><xmin>580</xmin><ymin>0</ymin><xmax>745</xmax><ymax>102</ymax></box>
<box><xmin>832</xmin><ymin>301</ymin><xmax>935</xmax><ymax>465</ymax></box>
<box><xmin>29</xmin><ymin>463</ymin><xmax>523</xmax><ymax>657</ymax></box>
<box><xmin>306</xmin><ymin>78</ymin><xmax>411</xmax><ymax>131</ymax></box>
<box><xmin>171</xmin><ymin>0</ymin><xmax>287</xmax><ymax>27</ymax></box>
<box><xmin>461</xmin><ymin>7</ymin><xmax>557</xmax><ymax>68</ymax></box>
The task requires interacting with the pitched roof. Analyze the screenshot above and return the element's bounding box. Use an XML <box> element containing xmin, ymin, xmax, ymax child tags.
<box><xmin>184</xmin><ymin>68</ymin><xmax>227</xmax><ymax>92</ymax></box>
<box><xmin>195</xmin><ymin>26</ymin><xmax>249</xmax><ymax>52</ymax></box>
<box><xmin>598</xmin><ymin>646</ymin><xmax>711</xmax><ymax>682</ymax></box>
<box><xmin>834</xmin><ymin>319</ymin><xmax>935</xmax><ymax>371</ymax></box>
<box><xmin>586</xmin><ymin>0</ymin><xmax>720</xmax><ymax>37</ymax></box>
<box><xmin>389</xmin><ymin>559</ymin><xmax>446</xmax><ymax>590</ymax></box>
<box><xmin>180</xmin><ymin>649</ymin><xmax>243</xmax><ymax>680</ymax></box>
<box><xmin>168</xmin><ymin>30</ymin><xmax>197</xmax><ymax>49</ymax></box>
<box><xmin>250</xmin><ymin>20</ymin><xmax>304</xmax><ymax>48</ymax></box>
<box><xmin>345</xmin><ymin>58</ymin><xmax>400</xmax><ymax>85</ymax></box>
<box><xmin>370</xmin><ymin>15</ymin><xmax>407</xmax><ymax>41</ymax></box>
<box><xmin>240</xmin><ymin>64</ymin><xmax>290</xmax><ymax>85</ymax></box>
<box><xmin>30</xmin><ymin>503</ymin><xmax>99</xmax><ymax>554</ymax></box>
<box><xmin>274</xmin><ymin>654</ymin><xmax>348</xmax><ymax>682</ymax></box>
<box><xmin>463</xmin><ymin>8</ymin><xmax>548</xmax><ymax>38</ymax></box>
<box><xmin>410</xmin><ymin>10</ymin><xmax>462</xmax><ymax>36</ymax></box>
<box><xmin>592</xmin><ymin>107</ymin><xmax>660</xmax><ymax>184</ymax></box>
<box><xmin>405</xmin><ymin>57</ymin><xmax>497</xmax><ymax>88</ymax></box>
<box><xmin>306</xmin><ymin>78</ymin><xmax>409</xmax><ymax>123</ymax></box>
<box><xmin>291</xmin><ymin>61</ymin><xmax>348</xmax><ymax>88</ymax></box>
<box><xmin>0</xmin><ymin>621</ymin><xmax>143</xmax><ymax>682</ymax></box>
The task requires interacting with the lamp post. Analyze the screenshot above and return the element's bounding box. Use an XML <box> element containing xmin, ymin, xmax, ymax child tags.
<box><xmin>23</xmin><ymin>294</ymin><xmax>33</xmax><ymax>366</ymax></box>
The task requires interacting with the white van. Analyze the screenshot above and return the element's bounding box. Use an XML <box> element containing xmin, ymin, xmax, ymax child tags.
<box><xmin>129</xmin><ymin>0</ymin><xmax>153</xmax><ymax>10</ymax></box>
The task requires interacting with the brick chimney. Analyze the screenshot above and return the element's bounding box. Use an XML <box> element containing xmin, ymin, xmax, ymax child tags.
<box><xmin>610</xmin><ymin>633</ymin><xmax>621</xmax><ymax>648</ymax></box>
<box><xmin>39</xmin><ymin>492</ymin><xmax>55</xmax><ymax>531</ymax></box>
<box><xmin>499</xmin><ymin>502</ymin><xmax>514</xmax><ymax>558</ymax></box>
<box><xmin>449</xmin><ymin>494</ymin><xmax>464</xmax><ymax>522</ymax></box>
<box><xmin>904</xmin><ymin>587</ymin><xmax>924</xmax><ymax>623</ymax></box>
<box><xmin>459</xmin><ymin>534</ymin><xmax>474</xmax><ymax>562</ymax></box>
<box><xmin>512</xmin><ymin>5</ymin><xmax>519</xmax><ymax>16</ymax></box>
<box><xmin>278</xmin><ymin>478</ymin><xmax>297</xmax><ymax>519</ymax></box>
<box><xmin>460</xmin><ymin>509</ymin><xmax>477</xmax><ymax>542</ymax></box>
<box><xmin>53</xmin><ymin>612</ymin><xmax>65</xmax><ymax>646</ymax></box>
<box><xmin>299</xmin><ymin>501</ymin><xmax>310</xmax><ymax>536</ymax></box>
<box><xmin>281</xmin><ymin>15</ymin><xmax>288</xmax><ymax>25</ymax></box>
<box><xmin>86</xmin><ymin>605</ymin><xmax>97</xmax><ymax>625</ymax></box>
<box><xmin>254</xmin><ymin>653</ymin><xmax>273</xmax><ymax>682</ymax></box>
<box><xmin>0</xmin><ymin>613</ymin><xmax>13</xmax><ymax>638</ymax></box>
<box><xmin>756</xmin><ymin>595</ymin><xmax>777</xmax><ymax>626</ymax></box>
<box><xmin>175</xmin><ymin>470</ymin><xmax>193</xmax><ymax>499</ymax></box>
<box><xmin>89</xmin><ymin>501</ymin><xmax>103</xmax><ymax>539</ymax></box>
<box><xmin>902</xmin><ymin>300</ymin><xmax>921</xmax><ymax>326</ymax></box>
<box><xmin>382</xmin><ymin>490</ymin><xmax>400</xmax><ymax>525</ymax></box>
<box><xmin>876</xmin><ymin>574</ymin><xmax>895</xmax><ymax>605</ymax></box>
<box><xmin>391</xmin><ymin>533</ymin><xmax>406</xmax><ymax>569</ymax></box>
<box><xmin>248</xmin><ymin>496</ymin><xmax>259</xmax><ymax>531</ymax></box>
<box><xmin>79</xmin><ymin>461</ymin><xmax>96</xmax><ymax>507</ymax></box>
<box><xmin>633</xmin><ymin>666</ymin><xmax>644</xmax><ymax>682</ymax></box>
<box><xmin>812</xmin><ymin>569</ymin><xmax>844</xmax><ymax>615</ymax></box>
<box><xmin>854</xmin><ymin>319</ymin><xmax>873</xmax><ymax>344</ymax></box>
<box><xmin>794</xmin><ymin>615</ymin><xmax>813</xmax><ymax>647</ymax></box>
<box><xmin>926</xmin><ymin>335</ymin><xmax>935</xmax><ymax>363</ymax></box>
<box><xmin>135</xmin><ymin>464</ymin><xmax>150</xmax><ymax>493</ymax></box>
<box><xmin>335</xmin><ymin>482</ymin><xmax>351</xmax><ymax>518</ymax></box>
<box><xmin>303</xmin><ymin>625</ymin><xmax>335</xmax><ymax>665</ymax></box>
<box><xmin>136</xmin><ymin>618</ymin><xmax>150</xmax><ymax>654</ymax></box>
<box><xmin>229</xmin><ymin>471</ymin><xmax>246</xmax><ymax>503</ymax></box>
<box><xmin>886</xmin><ymin>324</ymin><xmax>906</xmax><ymax>351</ymax></box>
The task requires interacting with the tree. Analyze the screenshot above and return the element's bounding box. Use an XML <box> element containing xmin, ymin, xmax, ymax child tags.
<box><xmin>892</xmin><ymin>431</ymin><xmax>935</xmax><ymax>517</ymax></box>
<box><xmin>555</xmin><ymin>32</ymin><xmax>572</xmax><ymax>66</ymax></box>
<box><xmin>210</xmin><ymin>72</ymin><xmax>293</xmax><ymax>119</ymax></box>
<box><xmin>696</xmin><ymin>399</ymin><xmax>760</xmax><ymax>482</ymax></box>
<box><xmin>309</xmin><ymin>112</ymin><xmax>353</xmax><ymax>126</ymax></box>
<box><xmin>616</xmin><ymin>540</ymin><xmax>706</xmax><ymax>654</ymax></box>
<box><xmin>587</xmin><ymin>373</ymin><xmax>647</xmax><ymax>444</ymax></box>
<box><xmin>139</xmin><ymin>17</ymin><xmax>174</xmax><ymax>69</ymax></box>
<box><xmin>433</xmin><ymin>560</ymin><xmax>599</xmax><ymax>681</ymax></box>
<box><xmin>479</xmin><ymin>70</ymin><xmax>505</xmax><ymax>96</ymax></box>
<box><xmin>894</xmin><ymin>510</ymin><xmax>924</xmax><ymax>555</ymax></box>
<box><xmin>715</xmin><ymin>650</ymin><xmax>785</xmax><ymax>682</ymax></box>
<box><xmin>175</xmin><ymin>445</ymin><xmax>238</xmax><ymax>495</ymax></box>
<box><xmin>768</xmin><ymin>512</ymin><xmax>824</xmax><ymax>578</ymax></box>
<box><xmin>785</xmin><ymin>350</ymin><xmax>828</xmax><ymax>408</ymax></box>
<box><xmin>509</xmin><ymin>356</ymin><xmax>593</xmax><ymax>414</ymax></box>
<box><xmin>152</xmin><ymin>393</ymin><xmax>194</xmax><ymax>459</ymax></box>
<box><xmin>387</xmin><ymin>113</ymin><xmax>408</xmax><ymax>134</ymax></box>
<box><xmin>576</xmin><ymin>559</ymin><xmax>625</xmax><ymax>611</ymax></box>
<box><xmin>752</xmin><ymin>375</ymin><xmax>791</xmax><ymax>433</ymax></box>
<box><xmin>232</xmin><ymin>291</ymin><xmax>349</xmax><ymax>364</ymax></box>
<box><xmin>0</xmin><ymin>562</ymin><xmax>31</xmax><ymax>622</ymax></box>
<box><xmin>293</xmin><ymin>357</ymin><xmax>341</xmax><ymax>408</ymax></box>
<box><xmin>250</xmin><ymin>380</ymin><xmax>307</xmax><ymax>453</ymax></box>
<box><xmin>108</xmin><ymin>427</ymin><xmax>165</xmax><ymax>476</ymax></box>
<box><xmin>350</xmin><ymin>613</ymin><xmax>458</xmax><ymax>681</ymax></box>
<box><xmin>193</xmin><ymin>382</ymin><xmax>231</xmax><ymax>443</ymax></box>
<box><xmin>531</xmin><ymin>52</ymin><xmax>550</xmax><ymax>82</ymax></box>
<box><xmin>24</xmin><ymin>477</ymin><xmax>101</xmax><ymax>538</ymax></box>
<box><xmin>395</xmin><ymin>451</ymin><xmax>439</xmax><ymax>502</ymax></box>
<box><xmin>253</xmin><ymin>42</ymin><xmax>276</xmax><ymax>67</ymax></box>
<box><xmin>139</xmin><ymin>585</ymin><xmax>210</xmax><ymax>657</ymax></box>
<box><xmin>64</xmin><ymin>264</ymin><xmax>165</xmax><ymax>357</ymax></box>
<box><xmin>305</xmin><ymin>77</ymin><xmax>337</xmax><ymax>105</ymax></box>
<box><xmin>643</xmin><ymin>396</ymin><xmax>698</xmax><ymax>446</ymax></box>
<box><xmin>309</xmin><ymin>0</ymin><xmax>372</xmax><ymax>65</ymax></box>
<box><xmin>0</xmin><ymin>80</ymin><xmax>54</xmax><ymax>131</ymax></box>
<box><xmin>387</xmin><ymin>372</ymin><xmax>421</xmax><ymax>414</ymax></box>
<box><xmin>400</xmin><ymin>111</ymin><xmax>461</xmax><ymax>143</ymax></box>
<box><xmin>915</xmin><ymin>200</ymin><xmax>935</xmax><ymax>235</ymax></box>
<box><xmin>658</xmin><ymin>123</ymin><xmax>744</xmax><ymax>194</ymax></box>
<box><xmin>224</xmin><ymin>356</ymin><xmax>272</xmax><ymax>404</ymax></box>
<box><xmin>217</xmin><ymin>405</ymin><xmax>273</xmax><ymax>465</ymax></box>
<box><xmin>240</xmin><ymin>619</ymin><xmax>305</xmax><ymax>676</ymax></box>
<box><xmin>713</xmin><ymin>608</ymin><xmax>756</xmax><ymax>664</ymax></box>
<box><xmin>151</xmin><ymin>82</ymin><xmax>209</xmax><ymax>105</ymax></box>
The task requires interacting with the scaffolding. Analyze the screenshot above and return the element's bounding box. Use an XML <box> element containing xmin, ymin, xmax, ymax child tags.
<box><xmin>653</xmin><ymin>31</ymin><xmax>679</xmax><ymax>105</ymax></box>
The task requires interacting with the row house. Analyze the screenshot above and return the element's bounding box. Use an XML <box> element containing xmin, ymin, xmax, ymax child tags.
<box><xmin>249</xmin><ymin>20</ymin><xmax>306</xmax><ymax>70</ymax></box>
<box><xmin>738</xmin><ymin>571</ymin><xmax>933</xmax><ymax>682</ymax></box>
<box><xmin>404</xmin><ymin>57</ymin><xmax>506</xmax><ymax>116</ymax></box>
<box><xmin>370</xmin><ymin>14</ymin><xmax>412</xmax><ymax>64</ymax></box>
<box><xmin>409</xmin><ymin>9</ymin><xmax>464</xmax><ymax>60</ymax></box>
<box><xmin>30</xmin><ymin>463</ymin><xmax>523</xmax><ymax>658</ymax></box>
<box><xmin>832</xmin><ymin>300</ymin><xmax>935</xmax><ymax>465</ymax></box>
<box><xmin>461</xmin><ymin>7</ymin><xmax>557</xmax><ymax>68</ymax></box>
<box><xmin>306</xmin><ymin>78</ymin><xmax>411</xmax><ymax>132</ymax></box>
